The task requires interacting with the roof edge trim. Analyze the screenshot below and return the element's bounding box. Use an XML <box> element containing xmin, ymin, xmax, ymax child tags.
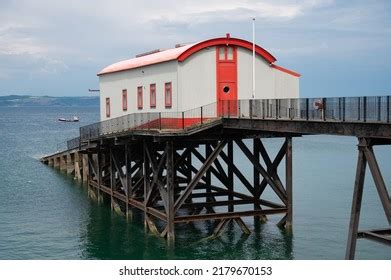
<box><xmin>177</xmin><ymin>37</ymin><xmax>277</xmax><ymax>64</ymax></box>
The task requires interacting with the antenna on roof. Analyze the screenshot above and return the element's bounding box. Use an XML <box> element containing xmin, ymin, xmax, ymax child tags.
<box><xmin>175</xmin><ymin>42</ymin><xmax>194</xmax><ymax>48</ymax></box>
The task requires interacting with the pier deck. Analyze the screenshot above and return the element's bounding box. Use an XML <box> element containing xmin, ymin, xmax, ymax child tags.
<box><xmin>40</xmin><ymin>96</ymin><xmax>391</xmax><ymax>259</ymax></box>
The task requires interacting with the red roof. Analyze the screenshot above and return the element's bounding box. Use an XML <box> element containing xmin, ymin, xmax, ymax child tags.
<box><xmin>98</xmin><ymin>36</ymin><xmax>300</xmax><ymax>77</ymax></box>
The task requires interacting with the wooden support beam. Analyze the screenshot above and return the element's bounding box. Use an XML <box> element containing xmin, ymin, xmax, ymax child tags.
<box><xmin>258</xmin><ymin>140</ymin><xmax>287</xmax><ymax>196</ymax></box>
<box><xmin>174</xmin><ymin>140</ymin><xmax>227</xmax><ymax>213</ymax></box>
<box><xmin>74</xmin><ymin>152</ymin><xmax>82</xmax><ymax>181</ymax></box>
<box><xmin>110</xmin><ymin>148</ymin><xmax>115</xmax><ymax>210</ymax></box>
<box><xmin>228</xmin><ymin>140</ymin><xmax>234</xmax><ymax>212</ymax></box>
<box><xmin>345</xmin><ymin>141</ymin><xmax>367</xmax><ymax>260</ymax></box>
<box><xmin>234</xmin><ymin>218</ymin><xmax>251</xmax><ymax>235</ymax></box>
<box><xmin>363</xmin><ymin>146</ymin><xmax>391</xmax><ymax>223</ymax></box>
<box><xmin>166</xmin><ymin>141</ymin><xmax>175</xmax><ymax>243</ymax></box>
<box><xmin>125</xmin><ymin>144</ymin><xmax>132</xmax><ymax>220</ymax></box>
<box><xmin>285</xmin><ymin>136</ymin><xmax>293</xmax><ymax>230</ymax></box>
<box><xmin>82</xmin><ymin>154</ymin><xmax>88</xmax><ymax>183</ymax></box>
<box><xmin>235</xmin><ymin>139</ymin><xmax>287</xmax><ymax>204</ymax></box>
<box><xmin>213</xmin><ymin>219</ymin><xmax>230</xmax><ymax>236</ymax></box>
<box><xmin>143</xmin><ymin>141</ymin><xmax>151</xmax><ymax>231</ymax></box>
<box><xmin>97</xmin><ymin>149</ymin><xmax>102</xmax><ymax>203</ymax></box>
<box><xmin>219</xmin><ymin>149</ymin><xmax>255</xmax><ymax>196</ymax></box>
<box><xmin>175</xmin><ymin>208</ymin><xmax>286</xmax><ymax>223</ymax></box>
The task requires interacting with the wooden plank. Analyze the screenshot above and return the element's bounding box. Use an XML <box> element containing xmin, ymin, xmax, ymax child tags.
<box><xmin>175</xmin><ymin>208</ymin><xmax>287</xmax><ymax>223</ymax></box>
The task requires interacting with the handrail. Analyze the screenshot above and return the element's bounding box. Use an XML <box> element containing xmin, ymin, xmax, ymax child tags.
<box><xmin>67</xmin><ymin>95</ymin><xmax>391</xmax><ymax>145</ymax></box>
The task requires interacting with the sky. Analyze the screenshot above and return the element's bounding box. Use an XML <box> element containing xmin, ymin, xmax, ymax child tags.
<box><xmin>0</xmin><ymin>0</ymin><xmax>391</xmax><ymax>97</ymax></box>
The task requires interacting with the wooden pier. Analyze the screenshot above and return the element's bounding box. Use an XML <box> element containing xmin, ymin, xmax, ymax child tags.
<box><xmin>40</xmin><ymin>96</ymin><xmax>391</xmax><ymax>259</ymax></box>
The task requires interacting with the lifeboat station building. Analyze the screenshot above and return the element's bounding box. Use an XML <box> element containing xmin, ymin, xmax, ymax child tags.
<box><xmin>98</xmin><ymin>34</ymin><xmax>300</xmax><ymax>121</ymax></box>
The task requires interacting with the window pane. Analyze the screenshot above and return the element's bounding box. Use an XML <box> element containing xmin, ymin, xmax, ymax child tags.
<box><xmin>219</xmin><ymin>47</ymin><xmax>225</xmax><ymax>60</ymax></box>
<box><xmin>227</xmin><ymin>47</ymin><xmax>233</xmax><ymax>60</ymax></box>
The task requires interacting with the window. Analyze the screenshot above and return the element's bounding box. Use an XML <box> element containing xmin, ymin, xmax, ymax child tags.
<box><xmin>150</xmin><ymin>84</ymin><xmax>156</xmax><ymax>108</ymax></box>
<box><xmin>137</xmin><ymin>86</ymin><xmax>143</xmax><ymax>109</ymax></box>
<box><xmin>217</xmin><ymin>46</ymin><xmax>235</xmax><ymax>61</ymax></box>
<box><xmin>122</xmin><ymin>89</ymin><xmax>127</xmax><ymax>111</ymax></box>
<box><xmin>219</xmin><ymin>47</ymin><xmax>225</xmax><ymax>60</ymax></box>
<box><xmin>227</xmin><ymin>47</ymin><xmax>234</xmax><ymax>60</ymax></box>
<box><xmin>105</xmin><ymin>97</ymin><xmax>110</xmax><ymax>118</ymax></box>
<box><xmin>165</xmin><ymin>82</ymin><xmax>172</xmax><ymax>108</ymax></box>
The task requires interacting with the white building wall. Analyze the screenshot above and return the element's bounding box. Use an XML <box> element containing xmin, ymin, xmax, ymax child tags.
<box><xmin>273</xmin><ymin>69</ymin><xmax>299</xmax><ymax>99</ymax></box>
<box><xmin>177</xmin><ymin>48</ymin><xmax>216</xmax><ymax>112</ymax></box>
<box><xmin>237</xmin><ymin>48</ymin><xmax>299</xmax><ymax>100</ymax></box>
<box><xmin>99</xmin><ymin>60</ymin><xmax>178</xmax><ymax>121</ymax></box>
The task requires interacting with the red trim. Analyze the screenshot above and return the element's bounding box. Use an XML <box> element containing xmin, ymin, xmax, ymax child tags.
<box><xmin>150</xmin><ymin>84</ymin><xmax>156</xmax><ymax>108</ymax></box>
<box><xmin>178</xmin><ymin>37</ymin><xmax>276</xmax><ymax>64</ymax></box>
<box><xmin>105</xmin><ymin>97</ymin><xmax>110</xmax><ymax>118</ymax></box>
<box><xmin>122</xmin><ymin>89</ymin><xmax>127</xmax><ymax>111</ymax></box>
<box><xmin>137</xmin><ymin>86</ymin><xmax>143</xmax><ymax>109</ymax></box>
<box><xmin>165</xmin><ymin>82</ymin><xmax>172</xmax><ymax>108</ymax></box>
<box><xmin>271</xmin><ymin>64</ymin><xmax>301</xmax><ymax>77</ymax></box>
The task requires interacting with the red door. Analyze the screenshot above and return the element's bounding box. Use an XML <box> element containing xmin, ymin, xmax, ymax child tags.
<box><xmin>216</xmin><ymin>46</ymin><xmax>237</xmax><ymax>116</ymax></box>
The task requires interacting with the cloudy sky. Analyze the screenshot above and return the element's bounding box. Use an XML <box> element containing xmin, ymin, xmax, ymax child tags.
<box><xmin>0</xmin><ymin>0</ymin><xmax>390</xmax><ymax>97</ymax></box>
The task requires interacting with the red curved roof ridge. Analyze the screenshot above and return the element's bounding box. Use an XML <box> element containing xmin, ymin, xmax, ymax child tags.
<box><xmin>177</xmin><ymin>37</ymin><xmax>276</xmax><ymax>63</ymax></box>
<box><xmin>271</xmin><ymin>64</ymin><xmax>301</xmax><ymax>77</ymax></box>
<box><xmin>97</xmin><ymin>36</ymin><xmax>300</xmax><ymax>77</ymax></box>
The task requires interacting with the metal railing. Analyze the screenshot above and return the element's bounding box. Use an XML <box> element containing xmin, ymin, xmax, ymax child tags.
<box><xmin>67</xmin><ymin>136</ymin><xmax>81</xmax><ymax>150</ymax></box>
<box><xmin>76</xmin><ymin>95</ymin><xmax>390</xmax><ymax>142</ymax></box>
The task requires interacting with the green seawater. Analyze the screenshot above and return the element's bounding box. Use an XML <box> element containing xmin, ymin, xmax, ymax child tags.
<box><xmin>0</xmin><ymin>106</ymin><xmax>390</xmax><ymax>259</ymax></box>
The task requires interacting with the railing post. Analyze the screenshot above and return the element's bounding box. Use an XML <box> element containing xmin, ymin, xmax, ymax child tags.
<box><xmin>276</xmin><ymin>100</ymin><xmax>279</xmax><ymax>119</ymax></box>
<box><xmin>343</xmin><ymin>97</ymin><xmax>346</xmax><ymax>122</ymax></box>
<box><xmin>387</xmin><ymin>96</ymin><xmax>390</xmax><ymax>123</ymax></box>
<box><xmin>322</xmin><ymin>98</ymin><xmax>326</xmax><ymax>121</ymax></box>
<box><xmin>200</xmin><ymin>106</ymin><xmax>203</xmax><ymax>124</ymax></box>
<box><xmin>238</xmin><ymin>100</ymin><xmax>241</xmax><ymax>118</ymax></box>
<box><xmin>182</xmin><ymin>111</ymin><xmax>185</xmax><ymax>129</ymax></box>
<box><xmin>358</xmin><ymin>97</ymin><xmax>361</xmax><ymax>121</ymax></box>
<box><xmin>250</xmin><ymin>99</ymin><xmax>253</xmax><ymax>119</ymax></box>
<box><xmin>159</xmin><ymin>112</ymin><xmax>162</xmax><ymax>130</ymax></box>
<box><xmin>363</xmin><ymin>96</ymin><xmax>367</xmax><ymax>122</ymax></box>
<box><xmin>338</xmin><ymin>98</ymin><xmax>342</xmax><ymax>120</ymax></box>
<box><xmin>262</xmin><ymin>100</ymin><xmax>265</xmax><ymax>119</ymax></box>
<box><xmin>306</xmin><ymin>98</ymin><xmax>309</xmax><ymax>120</ymax></box>
<box><xmin>377</xmin><ymin>96</ymin><xmax>381</xmax><ymax>121</ymax></box>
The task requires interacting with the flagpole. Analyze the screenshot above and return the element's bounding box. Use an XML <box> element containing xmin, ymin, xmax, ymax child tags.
<box><xmin>252</xmin><ymin>18</ymin><xmax>255</xmax><ymax>99</ymax></box>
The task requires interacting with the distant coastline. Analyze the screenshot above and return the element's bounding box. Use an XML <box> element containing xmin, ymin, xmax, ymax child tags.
<box><xmin>0</xmin><ymin>95</ymin><xmax>99</xmax><ymax>107</ymax></box>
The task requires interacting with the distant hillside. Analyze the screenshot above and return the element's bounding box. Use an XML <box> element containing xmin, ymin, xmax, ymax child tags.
<box><xmin>0</xmin><ymin>95</ymin><xmax>99</xmax><ymax>107</ymax></box>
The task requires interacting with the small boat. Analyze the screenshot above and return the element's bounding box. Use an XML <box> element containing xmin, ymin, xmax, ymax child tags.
<box><xmin>58</xmin><ymin>116</ymin><xmax>80</xmax><ymax>122</ymax></box>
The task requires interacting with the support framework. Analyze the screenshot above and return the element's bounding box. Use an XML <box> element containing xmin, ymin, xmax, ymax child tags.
<box><xmin>83</xmin><ymin>136</ymin><xmax>294</xmax><ymax>242</ymax></box>
<box><xmin>346</xmin><ymin>137</ymin><xmax>391</xmax><ymax>259</ymax></box>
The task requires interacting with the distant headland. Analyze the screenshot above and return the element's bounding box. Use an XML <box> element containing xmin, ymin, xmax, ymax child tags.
<box><xmin>0</xmin><ymin>95</ymin><xmax>99</xmax><ymax>107</ymax></box>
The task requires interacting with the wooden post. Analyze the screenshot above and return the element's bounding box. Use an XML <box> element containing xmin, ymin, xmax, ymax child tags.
<box><xmin>166</xmin><ymin>141</ymin><xmax>175</xmax><ymax>244</ymax></box>
<box><xmin>74</xmin><ymin>152</ymin><xmax>82</xmax><ymax>181</ymax></box>
<box><xmin>110</xmin><ymin>148</ymin><xmax>115</xmax><ymax>210</ymax></box>
<box><xmin>97</xmin><ymin>148</ymin><xmax>102</xmax><ymax>204</ymax></box>
<box><xmin>345</xmin><ymin>139</ymin><xmax>367</xmax><ymax>260</ymax></box>
<box><xmin>125</xmin><ymin>144</ymin><xmax>133</xmax><ymax>220</ymax></box>
<box><xmin>143</xmin><ymin>141</ymin><xmax>150</xmax><ymax>231</ymax></box>
<box><xmin>60</xmin><ymin>155</ymin><xmax>67</xmax><ymax>172</ymax></box>
<box><xmin>228</xmin><ymin>140</ymin><xmax>234</xmax><ymax>212</ymax></box>
<box><xmin>82</xmin><ymin>154</ymin><xmax>88</xmax><ymax>183</ymax></box>
<box><xmin>66</xmin><ymin>153</ymin><xmax>74</xmax><ymax>175</ymax></box>
<box><xmin>285</xmin><ymin>137</ymin><xmax>293</xmax><ymax>230</ymax></box>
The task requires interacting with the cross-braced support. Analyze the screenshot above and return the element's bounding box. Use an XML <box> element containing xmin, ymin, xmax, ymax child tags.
<box><xmin>85</xmin><ymin>136</ymin><xmax>294</xmax><ymax>243</ymax></box>
<box><xmin>346</xmin><ymin>137</ymin><xmax>391</xmax><ymax>259</ymax></box>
